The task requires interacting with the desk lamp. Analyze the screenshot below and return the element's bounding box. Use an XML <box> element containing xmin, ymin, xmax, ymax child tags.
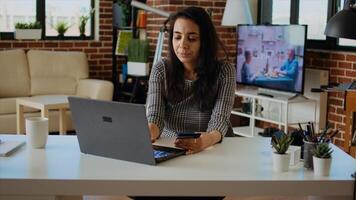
<box><xmin>324</xmin><ymin>0</ymin><xmax>356</xmax><ymax>39</ymax></box>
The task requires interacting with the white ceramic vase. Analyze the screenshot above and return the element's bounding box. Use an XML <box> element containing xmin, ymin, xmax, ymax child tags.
<box><xmin>272</xmin><ymin>152</ymin><xmax>291</xmax><ymax>172</ymax></box>
<box><xmin>313</xmin><ymin>156</ymin><xmax>332</xmax><ymax>176</ymax></box>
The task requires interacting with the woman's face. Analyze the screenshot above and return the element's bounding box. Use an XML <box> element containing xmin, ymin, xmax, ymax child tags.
<box><xmin>172</xmin><ymin>18</ymin><xmax>201</xmax><ymax>67</ymax></box>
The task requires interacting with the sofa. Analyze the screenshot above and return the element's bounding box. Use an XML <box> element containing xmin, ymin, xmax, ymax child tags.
<box><xmin>0</xmin><ymin>49</ymin><xmax>114</xmax><ymax>134</ymax></box>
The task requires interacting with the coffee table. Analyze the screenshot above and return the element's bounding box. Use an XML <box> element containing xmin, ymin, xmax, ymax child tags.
<box><xmin>16</xmin><ymin>95</ymin><xmax>69</xmax><ymax>135</ymax></box>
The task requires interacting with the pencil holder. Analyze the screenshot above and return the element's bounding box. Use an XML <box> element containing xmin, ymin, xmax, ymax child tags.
<box><xmin>303</xmin><ymin>140</ymin><xmax>317</xmax><ymax>169</ymax></box>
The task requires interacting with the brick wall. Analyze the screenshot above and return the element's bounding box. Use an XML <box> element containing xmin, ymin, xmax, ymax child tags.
<box><xmin>305</xmin><ymin>50</ymin><xmax>356</xmax><ymax>148</ymax></box>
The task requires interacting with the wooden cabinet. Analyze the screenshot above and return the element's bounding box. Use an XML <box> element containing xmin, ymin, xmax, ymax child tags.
<box><xmin>344</xmin><ymin>91</ymin><xmax>356</xmax><ymax>158</ymax></box>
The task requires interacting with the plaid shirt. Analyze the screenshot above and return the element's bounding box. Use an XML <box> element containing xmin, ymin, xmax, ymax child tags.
<box><xmin>146</xmin><ymin>59</ymin><xmax>235</xmax><ymax>137</ymax></box>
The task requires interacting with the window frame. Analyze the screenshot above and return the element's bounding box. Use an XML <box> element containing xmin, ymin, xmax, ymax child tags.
<box><xmin>258</xmin><ymin>0</ymin><xmax>356</xmax><ymax>52</ymax></box>
<box><xmin>0</xmin><ymin>0</ymin><xmax>95</xmax><ymax>40</ymax></box>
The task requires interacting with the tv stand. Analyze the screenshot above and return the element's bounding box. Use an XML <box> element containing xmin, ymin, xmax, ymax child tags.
<box><xmin>257</xmin><ymin>92</ymin><xmax>274</xmax><ymax>98</ymax></box>
<box><xmin>231</xmin><ymin>88</ymin><xmax>317</xmax><ymax>137</ymax></box>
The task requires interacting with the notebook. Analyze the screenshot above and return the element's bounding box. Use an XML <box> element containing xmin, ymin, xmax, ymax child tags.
<box><xmin>68</xmin><ymin>97</ymin><xmax>186</xmax><ymax>165</ymax></box>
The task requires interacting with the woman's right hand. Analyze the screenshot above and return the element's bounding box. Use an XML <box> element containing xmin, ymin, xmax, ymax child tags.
<box><xmin>148</xmin><ymin>123</ymin><xmax>160</xmax><ymax>142</ymax></box>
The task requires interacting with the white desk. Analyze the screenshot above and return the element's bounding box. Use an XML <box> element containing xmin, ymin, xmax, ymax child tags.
<box><xmin>0</xmin><ymin>135</ymin><xmax>355</xmax><ymax>198</ymax></box>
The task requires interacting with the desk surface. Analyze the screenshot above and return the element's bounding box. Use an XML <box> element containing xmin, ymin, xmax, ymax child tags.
<box><xmin>0</xmin><ymin>135</ymin><xmax>355</xmax><ymax>197</ymax></box>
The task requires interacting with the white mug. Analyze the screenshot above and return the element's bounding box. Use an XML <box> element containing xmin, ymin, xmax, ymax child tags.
<box><xmin>26</xmin><ymin>117</ymin><xmax>49</xmax><ymax>148</ymax></box>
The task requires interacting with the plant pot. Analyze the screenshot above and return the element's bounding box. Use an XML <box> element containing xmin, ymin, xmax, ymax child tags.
<box><xmin>127</xmin><ymin>62</ymin><xmax>149</xmax><ymax>76</ymax></box>
<box><xmin>80</xmin><ymin>33</ymin><xmax>86</xmax><ymax>39</ymax></box>
<box><xmin>313</xmin><ymin>156</ymin><xmax>332</xmax><ymax>176</ymax></box>
<box><xmin>303</xmin><ymin>140</ymin><xmax>317</xmax><ymax>169</ymax></box>
<box><xmin>15</xmin><ymin>29</ymin><xmax>42</xmax><ymax>40</ymax></box>
<box><xmin>58</xmin><ymin>34</ymin><xmax>65</xmax><ymax>39</ymax></box>
<box><xmin>272</xmin><ymin>152</ymin><xmax>291</xmax><ymax>172</ymax></box>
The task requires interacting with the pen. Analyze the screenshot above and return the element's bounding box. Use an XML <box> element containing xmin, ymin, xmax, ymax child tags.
<box><xmin>298</xmin><ymin>123</ymin><xmax>303</xmax><ymax>131</ymax></box>
<box><xmin>310</xmin><ymin>122</ymin><xmax>315</xmax><ymax>136</ymax></box>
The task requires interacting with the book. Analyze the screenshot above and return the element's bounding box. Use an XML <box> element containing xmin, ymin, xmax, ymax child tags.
<box><xmin>0</xmin><ymin>140</ymin><xmax>25</xmax><ymax>157</ymax></box>
<box><xmin>115</xmin><ymin>30</ymin><xmax>133</xmax><ymax>55</ymax></box>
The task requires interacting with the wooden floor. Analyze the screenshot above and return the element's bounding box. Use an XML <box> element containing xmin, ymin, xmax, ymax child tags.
<box><xmin>58</xmin><ymin>195</ymin><xmax>307</xmax><ymax>200</ymax></box>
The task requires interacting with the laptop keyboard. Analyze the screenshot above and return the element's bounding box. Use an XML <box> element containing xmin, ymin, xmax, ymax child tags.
<box><xmin>153</xmin><ymin>150</ymin><xmax>171</xmax><ymax>159</ymax></box>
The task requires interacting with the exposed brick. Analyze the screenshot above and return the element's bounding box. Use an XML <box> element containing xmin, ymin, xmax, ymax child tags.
<box><xmin>0</xmin><ymin>42</ymin><xmax>11</xmax><ymax>48</ymax></box>
<box><xmin>333</xmin><ymin>139</ymin><xmax>344</xmax><ymax>149</ymax></box>
<box><xmin>28</xmin><ymin>42</ymin><xmax>43</xmax><ymax>48</ymax></box>
<box><xmin>90</xmin><ymin>42</ymin><xmax>102</xmax><ymax>47</ymax></box>
<box><xmin>214</xmin><ymin>1</ymin><xmax>226</xmax><ymax>7</ymax></box>
<box><xmin>346</xmin><ymin>70</ymin><xmax>356</xmax><ymax>77</ymax></box>
<box><xmin>330</xmin><ymin>68</ymin><xmax>345</xmax><ymax>76</ymax></box>
<box><xmin>331</xmin><ymin>53</ymin><xmax>345</xmax><ymax>60</ymax></box>
<box><xmin>346</xmin><ymin>54</ymin><xmax>356</xmax><ymax>62</ymax></box>
<box><xmin>199</xmin><ymin>1</ymin><xmax>213</xmax><ymax>6</ymax></box>
<box><xmin>13</xmin><ymin>42</ymin><xmax>28</xmax><ymax>48</ymax></box>
<box><xmin>312</xmin><ymin>59</ymin><xmax>324</xmax><ymax>67</ymax></box>
<box><xmin>338</xmin><ymin>61</ymin><xmax>352</xmax><ymax>69</ymax></box>
<box><xmin>329</xmin><ymin>98</ymin><xmax>343</xmax><ymax>106</ymax></box>
<box><xmin>338</xmin><ymin>77</ymin><xmax>352</xmax><ymax>83</ymax></box>
<box><xmin>328</xmin><ymin>106</ymin><xmax>336</xmax><ymax>113</ymax></box>
<box><xmin>324</xmin><ymin>60</ymin><xmax>337</xmax><ymax>68</ymax></box>
<box><xmin>84</xmin><ymin>48</ymin><xmax>98</xmax><ymax>53</ymax></box>
<box><xmin>59</xmin><ymin>42</ymin><xmax>74</xmax><ymax>48</ymax></box>
<box><xmin>328</xmin><ymin>113</ymin><xmax>343</xmax><ymax>122</ymax></box>
<box><xmin>169</xmin><ymin>0</ymin><xmax>183</xmax><ymax>5</ymax></box>
<box><xmin>185</xmin><ymin>1</ymin><xmax>198</xmax><ymax>5</ymax></box>
<box><xmin>74</xmin><ymin>42</ymin><xmax>89</xmax><ymax>47</ymax></box>
<box><xmin>44</xmin><ymin>42</ymin><xmax>59</xmax><ymax>48</ymax></box>
<box><xmin>336</xmin><ymin>108</ymin><xmax>346</xmax><ymax>115</ymax></box>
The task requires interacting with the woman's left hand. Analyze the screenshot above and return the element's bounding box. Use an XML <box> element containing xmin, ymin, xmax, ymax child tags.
<box><xmin>174</xmin><ymin>131</ymin><xmax>221</xmax><ymax>154</ymax></box>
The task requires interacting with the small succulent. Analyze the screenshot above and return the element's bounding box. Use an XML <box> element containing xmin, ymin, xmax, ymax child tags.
<box><xmin>78</xmin><ymin>8</ymin><xmax>94</xmax><ymax>36</ymax></box>
<box><xmin>54</xmin><ymin>21</ymin><xmax>71</xmax><ymax>36</ymax></box>
<box><xmin>15</xmin><ymin>21</ymin><xmax>42</xmax><ymax>29</ymax></box>
<box><xmin>313</xmin><ymin>143</ymin><xmax>333</xmax><ymax>159</ymax></box>
<box><xmin>271</xmin><ymin>132</ymin><xmax>293</xmax><ymax>154</ymax></box>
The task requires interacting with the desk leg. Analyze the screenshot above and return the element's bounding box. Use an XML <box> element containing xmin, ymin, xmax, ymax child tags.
<box><xmin>16</xmin><ymin>103</ymin><xmax>25</xmax><ymax>134</ymax></box>
<box><xmin>59</xmin><ymin>108</ymin><xmax>66</xmax><ymax>135</ymax></box>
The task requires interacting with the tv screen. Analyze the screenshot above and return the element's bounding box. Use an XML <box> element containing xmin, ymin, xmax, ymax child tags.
<box><xmin>236</xmin><ymin>25</ymin><xmax>307</xmax><ymax>94</ymax></box>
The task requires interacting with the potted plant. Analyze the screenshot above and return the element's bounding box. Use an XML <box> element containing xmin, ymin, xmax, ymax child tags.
<box><xmin>54</xmin><ymin>21</ymin><xmax>71</xmax><ymax>39</ymax></box>
<box><xmin>312</xmin><ymin>143</ymin><xmax>333</xmax><ymax>176</ymax></box>
<box><xmin>271</xmin><ymin>132</ymin><xmax>293</xmax><ymax>172</ymax></box>
<box><xmin>127</xmin><ymin>39</ymin><xmax>150</xmax><ymax>76</ymax></box>
<box><xmin>14</xmin><ymin>21</ymin><xmax>42</xmax><ymax>40</ymax></box>
<box><xmin>78</xmin><ymin>8</ymin><xmax>94</xmax><ymax>38</ymax></box>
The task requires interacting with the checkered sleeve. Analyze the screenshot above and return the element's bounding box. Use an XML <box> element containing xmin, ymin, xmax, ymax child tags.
<box><xmin>207</xmin><ymin>62</ymin><xmax>236</xmax><ymax>136</ymax></box>
<box><xmin>146</xmin><ymin>60</ymin><xmax>166</xmax><ymax>134</ymax></box>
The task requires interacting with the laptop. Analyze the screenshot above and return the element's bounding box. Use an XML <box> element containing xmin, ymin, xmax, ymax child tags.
<box><xmin>68</xmin><ymin>97</ymin><xmax>186</xmax><ymax>165</ymax></box>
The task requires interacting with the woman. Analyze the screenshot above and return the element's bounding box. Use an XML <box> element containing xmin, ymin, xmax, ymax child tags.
<box><xmin>146</xmin><ymin>6</ymin><xmax>235</xmax><ymax>155</ymax></box>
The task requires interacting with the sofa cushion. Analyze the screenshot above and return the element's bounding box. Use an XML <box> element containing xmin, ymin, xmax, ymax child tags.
<box><xmin>27</xmin><ymin>50</ymin><xmax>89</xmax><ymax>96</ymax></box>
<box><xmin>0</xmin><ymin>49</ymin><xmax>30</xmax><ymax>98</ymax></box>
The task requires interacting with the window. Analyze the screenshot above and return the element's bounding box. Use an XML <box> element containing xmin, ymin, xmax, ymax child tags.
<box><xmin>0</xmin><ymin>0</ymin><xmax>94</xmax><ymax>39</ymax></box>
<box><xmin>0</xmin><ymin>0</ymin><xmax>36</xmax><ymax>32</ymax></box>
<box><xmin>46</xmin><ymin>0</ymin><xmax>92</xmax><ymax>37</ymax></box>
<box><xmin>272</xmin><ymin>0</ymin><xmax>291</xmax><ymax>24</ymax></box>
<box><xmin>299</xmin><ymin>0</ymin><xmax>328</xmax><ymax>40</ymax></box>
<box><xmin>259</xmin><ymin>0</ymin><xmax>356</xmax><ymax>51</ymax></box>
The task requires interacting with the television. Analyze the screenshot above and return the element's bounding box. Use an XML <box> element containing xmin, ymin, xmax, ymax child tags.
<box><xmin>236</xmin><ymin>24</ymin><xmax>307</xmax><ymax>94</ymax></box>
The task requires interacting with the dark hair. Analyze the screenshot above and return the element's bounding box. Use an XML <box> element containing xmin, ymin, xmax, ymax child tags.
<box><xmin>166</xmin><ymin>6</ymin><xmax>227</xmax><ymax>111</ymax></box>
<box><xmin>244</xmin><ymin>50</ymin><xmax>251</xmax><ymax>59</ymax></box>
